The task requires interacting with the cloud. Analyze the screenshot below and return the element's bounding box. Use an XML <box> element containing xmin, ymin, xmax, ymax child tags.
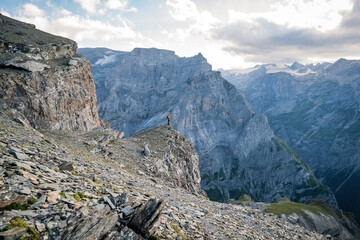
<box><xmin>75</xmin><ymin>0</ymin><xmax>101</xmax><ymax>14</ymax></box>
<box><xmin>22</xmin><ymin>3</ymin><xmax>45</xmax><ymax>17</ymax></box>
<box><xmin>6</xmin><ymin>3</ymin><xmax>139</xmax><ymax>47</ymax></box>
<box><xmin>50</xmin><ymin>15</ymin><xmax>137</xmax><ymax>42</ymax></box>
<box><xmin>214</xmin><ymin>0</ymin><xmax>360</xmax><ymax>64</ymax></box>
<box><xmin>74</xmin><ymin>0</ymin><xmax>137</xmax><ymax>15</ymax></box>
<box><xmin>165</xmin><ymin>0</ymin><xmax>218</xmax><ymax>40</ymax></box>
<box><xmin>105</xmin><ymin>0</ymin><xmax>137</xmax><ymax>12</ymax></box>
<box><xmin>4</xmin><ymin>0</ymin><xmax>360</xmax><ymax>69</ymax></box>
<box><xmin>166</xmin><ymin>0</ymin><xmax>198</xmax><ymax>21</ymax></box>
<box><xmin>264</xmin><ymin>0</ymin><xmax>351</xmax><ymax>32</ymax></box>
<box><xmin>60</xmin><ymin>8</ymin><xmax>72</xmax><ymax>16</ymax></box>
<box><xmin>74</xmin><ymin>0</ymin><xmax>101</xmax><ymax>15</ymax></box>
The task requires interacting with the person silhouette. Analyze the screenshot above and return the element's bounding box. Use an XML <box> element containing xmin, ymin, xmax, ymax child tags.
<box><xmin>167</xmin><ymin>114</ymin><xmax>172</xmax><ymax>125</ymax></box>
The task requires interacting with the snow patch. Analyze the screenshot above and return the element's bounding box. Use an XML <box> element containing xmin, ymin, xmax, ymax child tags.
<box><xmin>95</xmin><ymin>55</ymin><xmax>116</xmax><ymax>65</ymax></box>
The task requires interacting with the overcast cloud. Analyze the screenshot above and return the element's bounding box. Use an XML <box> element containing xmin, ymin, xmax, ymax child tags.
<box><xmin>214</xmin><ymin>0</ymin><xmax>360</xmax><ymax>64</ymax></box>
<box><xmin>1</xmin><ymin>0</ymin><xmax>359</xmax><ymax>69</ymax></box>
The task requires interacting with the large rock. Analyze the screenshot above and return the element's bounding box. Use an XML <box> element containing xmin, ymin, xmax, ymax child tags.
<box><xmin>223</xmin><ymin>59</ymin><xmax>360</xmax><ymax>221</ymax></box>
<box><xmin>128</xmin><ymin>198</ymin><xmax>165</xmax><ymax>238</ymax></box>
<box><xmin>0</xmin><ymin>227</ymin><xmax>27</xmax><ymax>240</ymax></box>
<box><xmin>0</xmin><ymin>14</ymin><xmax>102</xmax><ymax>130</ymax></box>
<box><xmin>0</xmin><ymin>184</ymin><xmax>29</xmax><ymax>208</ymax></box>
<box><xmin>57</xmin><ymin>206</ymin><xmax>118</xmax><ymax>240</ymax></box>
<box><xmin>79</xmin><ymin>47</ymin><xmax>337</xmax><ymax>206</ymax></box>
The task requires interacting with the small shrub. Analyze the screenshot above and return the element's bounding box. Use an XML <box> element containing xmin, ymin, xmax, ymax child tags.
<box><xmin>71</xmin><ymin>192</ymin><xmax>92</xmax><ymax>202</ymax></box>
<box><xmin>27</xmin><ymin>198</ymin><xmax>38</xmax><ymax>205</ymax></box>
<box><xmin>149</xmin><ymin>235</ymin><xmax>160</xmax><ymax>240</ymax></box>
<box><xmin>59</xmin><ymin>191</ymin><xmax>66</xmax><ymax>198</ymax></box>
<box><xmin>10</xmin><ymin>217</ymin><xmax>28</xmax><ymax>228</ymax></box>
<box><xmin>0</xmin><ymin>202</ymin><xmax>29</xmax><ymax>211</ymax></box>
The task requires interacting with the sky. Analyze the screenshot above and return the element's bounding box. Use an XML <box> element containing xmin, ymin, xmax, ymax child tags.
<box><xmin>1</xmin><ymin>0</ymin><xmax>360</xmax><ymax>70</ymax></box>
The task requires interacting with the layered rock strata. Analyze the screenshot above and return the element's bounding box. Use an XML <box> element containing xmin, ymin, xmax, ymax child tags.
<box><xmin>0</xmin><ymin>14</ymin><xmax>102</xmax><ymax>130</ymax></box>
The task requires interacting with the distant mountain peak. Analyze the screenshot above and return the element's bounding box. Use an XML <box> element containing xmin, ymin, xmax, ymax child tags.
<box><xmin>333</xmin><ymin>58</ymin><xmax>348</xmax><ymax>66</ymax></box>
<box><xmin>195</xmin><ymin>52</ymin><xmax>204</xmax><ymax>58</ymax></box>
<box><xmin>290</xmin><ymin>61</ymin><xmax>304</xmax><ymax>70</ymax></box>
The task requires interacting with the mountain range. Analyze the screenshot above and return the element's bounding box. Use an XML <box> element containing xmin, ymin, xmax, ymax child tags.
<box><xmin>1</xmin><ymin>14</ymin><xmax>359</xmax><ymax>239</ymax></box>
<box><xmin>79</xmin><ymin>47</ymin><xmax>337</xmax><ymax>206</ymax></box>
<box><xmin>222</xmin><ymin>59</ymin><xmax>360</xmax><ymax>222</ymax></box>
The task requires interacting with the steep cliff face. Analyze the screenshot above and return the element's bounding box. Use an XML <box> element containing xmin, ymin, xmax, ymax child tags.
<box><xmin>223</xmin><ymin>59</ymin><xmax>360</xmax><ymax>221</ymax></box>
<box><xmin>79</xmin><ymin>47</ymin><xmax>337</xmax><ymax>206</ymax></box>
<box><xmin>0</xmin><ymin>14</ymin><xmax>102</xmax><ymax>130</ymax></box>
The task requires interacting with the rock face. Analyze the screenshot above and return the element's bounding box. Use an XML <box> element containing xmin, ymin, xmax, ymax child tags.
<box><xmin>223</xmin><ymin>59</ymin><xmax>360</xmax><ymax>222</ymax></box>
<box><xmin>126</xmin><ymin>125</ymin><xmax>203</xmax><ymax>195</ymax></box>
<box><xmin>79</xmin><ymin>47</ymin><xmax>337</xmax><ymax>206</ymax></box>
<box><xmin>0</xmin><ymin>14</ymin><xmax>102</xmax><ymax>130</ymax></box>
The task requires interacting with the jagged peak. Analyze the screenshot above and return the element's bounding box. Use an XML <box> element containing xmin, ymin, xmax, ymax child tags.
<box><xmin>332</xmin><ymin>58</ymin><xmax>349</xmax><ymax>66</ymax></box>
<box><xmin>290</xmin><ymin>61</ymin><xmax>304</xmax><ymax>70</ymax></box>
<box><xmin>194</xmin><ymin>52</ymin><xmax>205</xmax><ymax>59</ymax></box>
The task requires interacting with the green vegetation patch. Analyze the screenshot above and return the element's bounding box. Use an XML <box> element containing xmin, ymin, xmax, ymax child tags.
<box><xmin>236</xmin><ymin>194</ymin><xmax>253</xmax><ymax>203</ymax></box>
<box><xmin>0</xmin><ymin>217</ymin><xmax>41</xmax><ymax>239</ymax></box>
<box><xmin>0</xmin><ymin>198</ymin><xmax>37</xmax><ymax>211</ymax></box>
<box><xmin>344</xmin><ymin>211</ymin><xmax>357</xmax><ymax>223</ymax></box>
<box><xmin>0</xmin><ymin>202</ymin><xmax>29</xmax><ymax>211</ymax></box>
<box><xmin>273</xmin><ymin>136</ymin><xmax>311</xmax><ymax>172</ymax></box>
<box><xmin>0</xmin><ymin>217</ymin><xmax>28</xmax><ymax>232</ymax></box>
<box><xmin>27</xmin><ymin>198</ymin><xmax>38</xmax><ymax>205</ymax></box>
<box><xmin>71</xmin><ymin>192</ymin><xmax>92</xmax><ymax>202</ymax></box>
<box><xmin>265</xmin><ymin>199</ymin><xmax>336</xmax><ymax>218</ymax></box>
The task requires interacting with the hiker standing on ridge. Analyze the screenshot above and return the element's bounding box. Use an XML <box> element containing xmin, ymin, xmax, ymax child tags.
<box><xmin>167</xmin><ymin>114</ymin><xmax>172</xmax><ymax>125</ymax></box>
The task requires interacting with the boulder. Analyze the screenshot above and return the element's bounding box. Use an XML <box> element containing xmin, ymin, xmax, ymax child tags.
<box><xmin>128</xmin><ymin>198</ymin><xmax>165</xmax><ymax>238</ymax></box>
<box><xmin>57</xmin><ymin>206</ymin><xmax>118</xmax><ymax>240</ymax></box>
<box><xmin>0</xmin><ymin>227</ymin><xmax>27</xmax><ymax>240</ymax></box>
<box><xmin>143</xmin><ymin>144</ymin><xmax>150</xmax><ymax>157</ymax></box>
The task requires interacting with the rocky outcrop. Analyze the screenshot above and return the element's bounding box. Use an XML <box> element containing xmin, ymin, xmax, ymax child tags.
<box><xmin>0</xmin><ymin>14</ymin><xmax>102</xmax><ymax>130</ymax></box>
<box><xmin>127</xmin><ymin>125</ymin><xmax>203</xmax><ymax>195</ymax></box>
<box><xmin>223</xmin><ymin>59</ymin><xmax>360</xmax><ymax>222</ymax></box>
<box><xmin>79</xmin><ymin>47</ymin><xmax>336</xmax><ymax>206</ymax></box>
<box><xmin>0</xmin><ymin>109</ymin><xmax>327</xmax><ymax>239</ymax></box>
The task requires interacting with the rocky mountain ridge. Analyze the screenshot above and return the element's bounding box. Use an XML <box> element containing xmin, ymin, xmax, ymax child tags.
<box><xmin>0</xmin><ymin>15</ymin><xmax>358</xmax><ymax>239</ymax></box>
<box><xmin>0</xmin><ymin>14</ymin><xmax>104</xmax><ymax>131</ymax></box>
<box><xmin>79</xmin><ymin>47</ymin><xmax>337</xmax><ymax>207</ymax></box>
<box><xmin>0</xmin><ymin>109</ymin><xmax>331</xmax><ymax>240</ymax></box>
<box><xmin>222</xmin><ymin>58</ymin><xmax>360</xmax><ymax>223</ymax></box>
